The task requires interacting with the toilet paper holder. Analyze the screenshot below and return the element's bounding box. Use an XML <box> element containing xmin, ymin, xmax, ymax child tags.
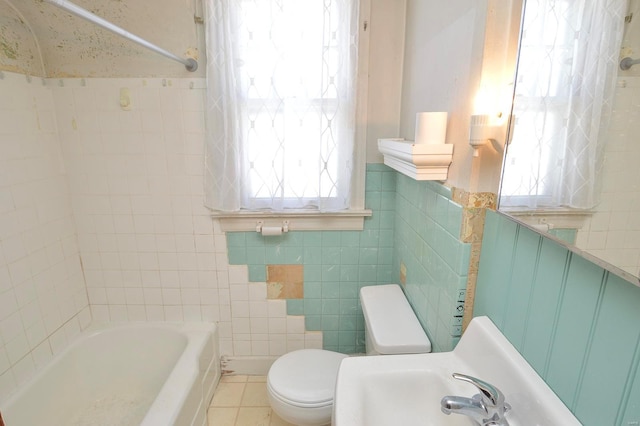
<box><xmin>255</xmin><ymin>220</ymin><xmax>289</xmax><ymax>235</ymax></box>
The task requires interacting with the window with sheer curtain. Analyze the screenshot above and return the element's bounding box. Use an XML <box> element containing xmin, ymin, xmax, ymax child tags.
<box><xmin>500</xmin><ymin>0</ymin><xmax>625</xmax><ymax>210</ymax></box>
<box><xmin>203</xmin><ymin>0</ymin><xmax>360</xmax><ymax>213</ymax></box>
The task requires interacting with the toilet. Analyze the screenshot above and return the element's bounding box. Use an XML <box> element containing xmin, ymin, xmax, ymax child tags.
<box><xmin>267</xmin><ymin>284</ymin><xmax>431</xmax><ymax>425</ymax></box>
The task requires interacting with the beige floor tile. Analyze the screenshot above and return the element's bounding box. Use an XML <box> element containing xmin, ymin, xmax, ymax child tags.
<box><xmin>211</xmin><ymin>382</ymin><xmax>246</xmax><ymax>407</ymax></box>
<box><xmin>241</xmin><ymin>382</ymin><xmax>271</xmax><ymax>407</ymax></box>
<box><xmin>208</xmin><ymin>374</ymin><xmax>297</xmax><ymax>426</ymax></box>
<box><xmin>235</xmin><ymin>407</ymin><xmax>272</xmax><ymax>426</ymax></box>
<box><xmin>221</xmin><ymin>374</ymin><xmax>249</xmax><ymax>383</ymax></box>
<box><xmin>207</xmin><ymin>407</ymin><xmax>238</xmax><ymax>426</ymax></box>
<box><xmin>268</xmin><ymin>410</ymin><xmax>297</xmax><ymax>426</ymax></box>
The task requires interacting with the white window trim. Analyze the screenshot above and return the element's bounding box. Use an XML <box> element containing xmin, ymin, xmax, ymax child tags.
<box><xmin>214</xmin><ymin>209</ymin><xmax>373</xmax><ymax>232</ymax></box>
<box><xmin>212</xmin><ymin>0</ymin><xmax>372</xmax><ymax>231</ymax></box>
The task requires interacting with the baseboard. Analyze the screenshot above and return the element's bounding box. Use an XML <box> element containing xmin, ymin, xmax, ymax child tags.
<box><xmin>221</xmin><ymin>356</ymin><xmax>279</xmax><ymax>376</ymax></box>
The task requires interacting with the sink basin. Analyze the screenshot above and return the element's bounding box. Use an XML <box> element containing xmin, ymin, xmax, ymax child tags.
<box><xmin>353</xmin><ymin>364</ymin><xmax>472</xmax><ymax>425</ymax></box>
<box><xmin>333</xmin><ymin>316</ymin><xmax>581</xmax><ymax>426</ymax></box>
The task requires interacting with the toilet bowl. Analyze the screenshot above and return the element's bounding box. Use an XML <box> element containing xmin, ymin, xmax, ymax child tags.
<box><xmin>267</xmin><ymin>349</ymin><xmax>347</xmax><ymax>426</ymax></box>
<box><xmin>267</xmin><ymin>284</ymin><xmax>431</xmax><ymax>426</ymax></box>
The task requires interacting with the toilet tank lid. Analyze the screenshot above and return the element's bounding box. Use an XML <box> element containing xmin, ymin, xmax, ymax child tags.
<box><xmin>360</xmin><ymin>284</ymin><xmax>432</xmax><ymax>354</ymax></box>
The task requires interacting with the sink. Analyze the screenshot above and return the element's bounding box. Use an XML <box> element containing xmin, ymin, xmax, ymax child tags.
<box><xmin>353</xmin><ymin>365</ymin><xmax>472</xmax><ymax>425</ymax></box>
<box><xmin>333</xmin><ymin>316</ymin><xmax>581</xmax><ymax>426</ymax></box>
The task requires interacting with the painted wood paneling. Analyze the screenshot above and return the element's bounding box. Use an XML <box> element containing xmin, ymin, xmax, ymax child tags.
<box><xmin>475</xmin><ymin>211</ymin><xmax>640</xmax><ymax>426</ymax></box>
<box><xmin>573</xmin><ymin>273</ymin><xmax>640</xmax><ymax>423</ymax></box>
<box><xmin>474</xmin><ymin>210</ymin><xmax>518</xmax><ymax>328</ymax></box>
<box><xmin>544</xmin><ymin>254</ymin><xmax>604</xmax><ymax>408</ymax></box>
<box><xmin>501</xmin><ymin>225</ymin><xmax>541</xmax><ymax>349</ymax></box>
<box><xmin>519</xmin><ymin>238</ymin><xmax>568</xmax><ymax>376</ymax></box>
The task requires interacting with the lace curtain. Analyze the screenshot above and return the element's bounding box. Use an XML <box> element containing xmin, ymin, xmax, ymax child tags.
<box><xmin>500</xmin><ymin>0</ymin><xmax>626</xmax><ymax>209</ymax></box>
<box><xmin>203</xmin><ymin>0</ymin><xmax>359</xmax><ymax>212</ymax></box>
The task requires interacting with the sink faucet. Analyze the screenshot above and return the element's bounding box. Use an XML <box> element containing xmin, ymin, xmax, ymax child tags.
<box><xmin>441</xmin><ymin>373</ymin><xmax>511</xmax><ymax>426</ymax></box>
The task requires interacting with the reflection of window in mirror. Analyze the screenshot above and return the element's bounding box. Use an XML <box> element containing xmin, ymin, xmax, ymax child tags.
<box><xmin>500</xmin><ymin>0</ymin><xmax>640</xmax><ymax>279</ymax></box>
<box><xmin>500</xmin><ymin>0</ymin><xmax>625</xmax><ymax>210</ymax></box>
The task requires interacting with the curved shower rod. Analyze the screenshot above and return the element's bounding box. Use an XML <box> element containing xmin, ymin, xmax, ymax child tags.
<box><xmin>620</xmin><ymin>56</ymin><xmax>640</xmax><ymax>71</ymax></box>
<box><xmin>44</xmin><ymin>0</ymin><xmax>198</xmax><ymax>72</ymax></box>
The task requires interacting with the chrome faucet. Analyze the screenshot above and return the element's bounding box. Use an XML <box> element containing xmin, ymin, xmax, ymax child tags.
<box><xmin>440</xmin><ymin>373</ymin><xmax>511</xmax><ymax>426</ymax></box>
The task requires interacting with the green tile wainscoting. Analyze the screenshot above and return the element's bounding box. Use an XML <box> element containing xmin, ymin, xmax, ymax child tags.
<box><xmin>475</xmin><ymin>210</ymin><xmax>640</xmax><ymax>425</ymax></box>
<box><xmin>392</xmin><ymin>174</ymin><xmax>471</xmax><ymax>352</ymax></box>
<box><xmin>226</xmin><ymin>164</ymin><xmax>472</xmax><ymax>354</ymax></box>
<box><xmin>227</xmin><ymin>164</ymin><xmax>397</xmax><ymax>354</ymax></box>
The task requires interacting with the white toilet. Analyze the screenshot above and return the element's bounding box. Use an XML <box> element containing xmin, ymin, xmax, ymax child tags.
<box><xmin>267</xmin><ymin>284</ymin><xmax>431</xmax><ymax>426</ymax></box>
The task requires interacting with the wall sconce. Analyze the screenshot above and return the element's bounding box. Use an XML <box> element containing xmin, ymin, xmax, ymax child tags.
<box><xmin>469</xmin><ymin>113</ymin><xmax>509</xmax><ymax>157</ymax></box>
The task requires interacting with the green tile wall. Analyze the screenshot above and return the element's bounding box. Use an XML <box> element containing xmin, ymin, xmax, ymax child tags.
<box><xmin>227</xmin><ymin>164</ymin><xmax>472</xmax><ymax>354</ymax></box>
<box><xmin>226</xmin><ymin>164</ymin><xmax>397</xmax><ymax>353</ymax></box>
<box><xmin>475</xmin><ymin>210</ymin><xmax>640</xmax><ymax>425</ymax></box>
<box><xmin>392</xmin><ymin>174</ymin><xmax>471</xmax><ymax>352</ymax></box>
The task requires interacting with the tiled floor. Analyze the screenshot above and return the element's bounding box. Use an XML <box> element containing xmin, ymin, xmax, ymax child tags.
<box><xmin>207</xmin><ymin>375</ymin><xmax>296</xmax><ymax>426</ymax></box>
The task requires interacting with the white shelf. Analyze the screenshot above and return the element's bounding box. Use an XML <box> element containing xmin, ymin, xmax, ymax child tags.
<box><xmin>378</xmin><ymin>138</ymin><xmax>454</xmax><ymax>181</ymax></box>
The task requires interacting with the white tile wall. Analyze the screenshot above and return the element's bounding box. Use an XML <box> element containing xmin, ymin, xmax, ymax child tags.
<box><xmin>576</xmin><ymin>77</ymin><xmax>640</xmax><ymax>276</ymax></box>
<box><xmin>0</xmin><ymin>72</ymin><xmax>90</xmax><ymax>401</ymax></box>
<box><xmin>0</xmin><ymin>73</ymin><xmax>322</xmax><ymax>400</ymax></box>
<box><xmin>49</xmin><ymin>78</ymin><xmax>320</xmax><ymax>359</ymax></box>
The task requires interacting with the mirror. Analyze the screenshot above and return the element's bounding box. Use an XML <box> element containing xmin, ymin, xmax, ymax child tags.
<box><xmin>499</xmin><ymin>0</ymin><xmax>640</xmax><ymax>282</ymax></box>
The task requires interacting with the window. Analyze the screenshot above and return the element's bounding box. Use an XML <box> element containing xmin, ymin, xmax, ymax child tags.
<box><xmin>204</xmin><ymin>0</ymin><xmax>365</xmax><ymax>216</ymax></box>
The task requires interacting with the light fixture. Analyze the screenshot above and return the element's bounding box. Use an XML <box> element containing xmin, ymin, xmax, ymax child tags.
<box><xmin>469</xmin><ymin>113</ymin><xmax>509</xmax><ymax>157</ymax></box>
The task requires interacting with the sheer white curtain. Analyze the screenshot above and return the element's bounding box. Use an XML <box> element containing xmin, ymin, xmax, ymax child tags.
<box><xmin>204</xmin><ymin>0</ymin><xmax>359</xmax><ymax>212</ymax></box>
<box><xmin>500</xmin><ymin>0</ymin><xmax>626</xmax><ymax>209</ymax></box>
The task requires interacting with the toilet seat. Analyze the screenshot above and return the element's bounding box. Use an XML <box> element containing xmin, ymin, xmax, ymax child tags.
<box><xmin>267</xmin><ymin>349</ymin><xmax>348</xmax><ymax>407</ymax></box>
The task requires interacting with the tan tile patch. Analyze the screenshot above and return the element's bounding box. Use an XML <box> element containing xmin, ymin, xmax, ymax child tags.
<box><xmin>267</xmin><ymin>265</ymin><xmax>303</xmax><ymax>283</ymax></box>
<box><xmin>450</xmin><ymin>187</ymin><xmax>498</xmax><ymax>332</ymax></box>
<box><xmin>468</xmin><ymin>241</ymin><xmax>483</xmax><ymax>275</ymax></box>
<box><xmin>461</xmin><ymin>208</ymin><xmax>488</xmax><ymax>244</ymax></box>
<box><xmin>451</xmin><ymin>186</ymin><xmax>497</xmax><ymax>209</ymax></box>
<box><xmin>266</xmin><ymin>265</ymin><xmax>304</xmax><ymax>299</ymax></box>
<box><xmin>469</xmin><ymin>191</ymin><xmax>497</xmax><ymax>209</ymax></box>
<box><xmin>463</xmin><ymin>270</ymin><xmax>479</xmax><ymax>330</ymax></box>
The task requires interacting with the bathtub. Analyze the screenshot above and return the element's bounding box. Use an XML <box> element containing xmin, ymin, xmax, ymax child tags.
<box><xmin>0</xmin><ymin>322</ymin><xmax>220</xmax><ymax>426</ymax></box>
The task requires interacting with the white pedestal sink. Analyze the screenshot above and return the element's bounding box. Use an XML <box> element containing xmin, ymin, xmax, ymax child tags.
<box><xmin>333</xmin><ymin>316</ymin><xmax>581</xmax><ymax>426</ymax></box>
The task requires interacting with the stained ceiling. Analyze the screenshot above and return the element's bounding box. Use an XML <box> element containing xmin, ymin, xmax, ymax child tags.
<box><xmin>1</xmin><ymin>0</ymin><xmax>205</xmax><ymax>77</ymax></box>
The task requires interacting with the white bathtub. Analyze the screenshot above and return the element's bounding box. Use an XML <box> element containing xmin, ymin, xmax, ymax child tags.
<box><xmin>0</xmin><ymin>322</ymin><xmax>220</xmax><ymax>426</ymax></box>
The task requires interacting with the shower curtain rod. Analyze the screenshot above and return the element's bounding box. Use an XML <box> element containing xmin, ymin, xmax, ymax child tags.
<box><xmin>620</xmin><ymin>56</ymin><xmax>640</xmax><ymax>70</ymax></box>
<box><xmin>44</xmin><ymin>0</ymin><xmax>198</xmax><ymax>72</ymax></box>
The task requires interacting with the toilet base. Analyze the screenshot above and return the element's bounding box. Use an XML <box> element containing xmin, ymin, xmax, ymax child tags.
<box><xmin>267</xmin><ymin>382</ymin><xmax>332</xmax><ymax>426</ymax></box>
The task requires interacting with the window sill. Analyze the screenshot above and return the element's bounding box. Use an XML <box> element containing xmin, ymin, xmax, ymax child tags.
<box><xmin>501</xmin><ymin>207</ymin><xmax>592</xmax><ymax>231</ymax></box>
<box><xmin>212</xmin><ymin>209</ymin><xmax>373</xmax><ymax>232</ymax></box>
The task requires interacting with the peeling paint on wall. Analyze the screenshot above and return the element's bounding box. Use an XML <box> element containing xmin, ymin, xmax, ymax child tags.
<box><xmin>1</xmin><ymin>39</ymin><xmax>18</xmax><ymax>60</ymax></box>
<box><xmin>3</xmin><ymin>0</ymin><xmax>206</xmax><ymax>78</ymax></box>
<box><xmin>0</xmin><ymin>1</ymin><xmax>44</xmax><ymax>76</ymax></box>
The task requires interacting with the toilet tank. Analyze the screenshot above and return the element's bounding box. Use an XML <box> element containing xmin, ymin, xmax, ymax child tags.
<box><xmin>360</xmin><ymin>284</ymin><xmax>432</xmax><ymax>355</ymax></box>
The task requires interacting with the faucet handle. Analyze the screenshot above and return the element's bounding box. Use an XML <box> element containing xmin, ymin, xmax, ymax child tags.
<box><xmin>452</xmin><ymin>373</ymin><xmax>505</xmax><ymax>408</ymax></box>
